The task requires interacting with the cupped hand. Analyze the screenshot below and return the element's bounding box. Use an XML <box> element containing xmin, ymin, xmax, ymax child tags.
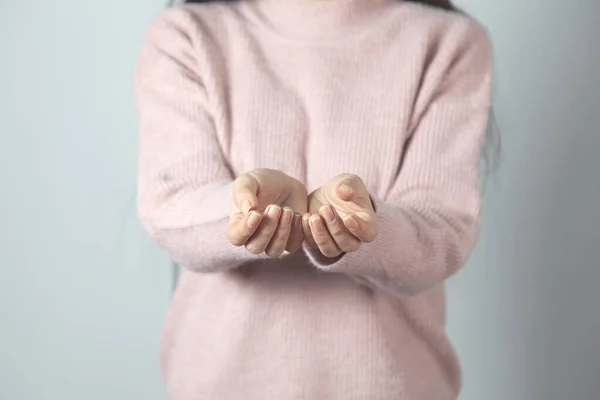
<box><xmin>302</xmin><ymin>173</ymin><xmax>378</xmax><ymax>258</ymax></box>
<box><xmin>227</xmin><ymin>168</ymin><xmax>307</xmax><ymax>257</ymax></box>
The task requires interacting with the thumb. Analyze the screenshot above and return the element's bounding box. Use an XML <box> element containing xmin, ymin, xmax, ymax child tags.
<box><xmin>233</xmin><ymin>174</ymin><xmax>259</xmax><ymax>214</ymax></box>
<box><xmin>335</xmin><ymin>174</ymin><xmax>367</xmax><ymax>204</ymax></box>
<box><xmin>336</xmin><ymin>182</ymin><xmax>355</xmax><ymax>202</ymax></box>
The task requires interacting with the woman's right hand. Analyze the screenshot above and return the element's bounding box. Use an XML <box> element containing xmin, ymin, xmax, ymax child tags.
<box><xmin>227</xmin><ymin>169</ymin><xmax>307</xmax><ymax>257</ymax></box>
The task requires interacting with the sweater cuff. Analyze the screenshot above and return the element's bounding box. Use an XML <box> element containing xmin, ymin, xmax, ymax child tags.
<box><xmin>302</xmin><ymin>195</ymin><xmax>396</xmax><ymax>278</ymax></box>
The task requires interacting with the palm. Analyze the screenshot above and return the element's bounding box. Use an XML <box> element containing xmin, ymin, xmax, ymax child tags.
<box><xmin>302</xmin><ymin>174</ymin><xmax>377</xmax><ymax>256</ymax></box>
<box><xmin>228</xmin><ymin>168</ymin><xmax>307</xmax><ymax>257</ymax></box>
<box><xmin>232</xmin><ymin>169</ymin><xmax>307</xmax><ymax>215</ymax></box>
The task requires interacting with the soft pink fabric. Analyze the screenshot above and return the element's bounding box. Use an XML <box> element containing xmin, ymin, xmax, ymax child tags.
<box><xmin>134</xmin><ymin>0</ymin><xmax>492</xmax><ymax>398</ymax></box>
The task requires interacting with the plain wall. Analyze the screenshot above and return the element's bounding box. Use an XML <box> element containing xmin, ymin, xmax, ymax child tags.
<box><xmin>448</xmin><ymin>1</ymin><xmax>600</xmax><ymax>399</ymax></box>
<box><xmin>1</xmin><ymin>0</ymin><xmax>599</xmax><ymax>399</ymax></box>
<box><xmin>0</xmin><ymin>1</ymin><xmax>171</xmax><ymax>399</ymax></box>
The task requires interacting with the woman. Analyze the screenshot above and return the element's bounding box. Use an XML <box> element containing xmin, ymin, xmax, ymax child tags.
<box><xmin>134</xmin><ymin>0</ymin><xmax>493</xmax><ymax>398</ymax></box>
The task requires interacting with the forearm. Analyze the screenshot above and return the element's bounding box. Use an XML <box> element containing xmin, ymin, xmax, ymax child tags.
<box><xmin>304</xmin><ymin>195</ymin><xmax>480</xmax><ymax>296</ymax></box>
<box><xmin>139</xmin><ymin>181</ymin><xmax>268</xmax><ymax>272</ymax></box>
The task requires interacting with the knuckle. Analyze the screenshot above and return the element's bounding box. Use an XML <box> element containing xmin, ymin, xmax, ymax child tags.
<box><xmin>365</xmin><ymin>230</ymin><xmax>378</xmax><ymax>243</ymax></box>
<box><xmin>342</xmin><ymin>242</ymin><xmax>361</xmax><ymax>253</ymax></box>
<box><xmin>269</xmin><ymin>236</ymin><xmax>287</xmax><ymax>251</ymax></box>
<box><xmin>226</xmin><ymin>231</ymin><xmax>245</xmax><ymax>247</ymax></box>
<box><xmin>245</xmin><ymin>243</ymin><xmax>263</xmax><ymax>255</ymax></box>
<box><xmin>266</xmin><ymin>248</ymin><xmax>284</xmax><ymax>258</ymax></box>
<box><xmin>264</xmin><ymin>215</ymin><xmax>280</xmax><ymax>227</ymax></box>
<box><xmin>314</xmin><ymin>236</ymin><xmax>329</xmax><ymax>246</ymax></box>
<box><xmin>286</xmin><ymin>242</ymin><xmax>301</xmax><ymax>253</ymax></box>
<box><xmin>279</xmin><ymin>218</ymin><xmax>292</xmax><ymax>230</ymax></box>
<box><xmin>303</xmin><ymin>234</ymin><xmax>315</xmax><ymax>246</ymax></box>
<box><xmin>328</xmin><ymin>224</ymin><xmax>345</xmax><ymax>237</ymax></box>
<box><xmin>323</xmin><ymin>248</ymin><xmax>341</xmax><ymax>258</ymax></box>
<box><xmin>229</xmin><ymin>237</ymin><xmax>245</xmax><ymax>247</ymax></box>
<box><xmin>303</xmin><ymin>226</ymin><xmax>312</xmax><ymax>238</ymax></box>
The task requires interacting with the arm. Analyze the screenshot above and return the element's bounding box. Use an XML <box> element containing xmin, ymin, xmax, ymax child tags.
<box><xmin>134</xmin><ymin>9</ymin><xmax>266</xmax><ymax>272</ymax></box>
<box><xmin>304</xmin><ymin>22</ymin><xmax>493</xmax><ymax>296</ymax></box>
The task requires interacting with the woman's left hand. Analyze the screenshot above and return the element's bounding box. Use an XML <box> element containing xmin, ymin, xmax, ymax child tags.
<box><xmin>302</xmin><ymin>174</ymin><xmax>378</xmax><ymax>258</ymax></box>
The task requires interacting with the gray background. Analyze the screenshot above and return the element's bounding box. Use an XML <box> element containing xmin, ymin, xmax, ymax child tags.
<box><xmin>1</xmin><ymin>0</ymin><xmax>599</xmax><ymax>399</ymax></box>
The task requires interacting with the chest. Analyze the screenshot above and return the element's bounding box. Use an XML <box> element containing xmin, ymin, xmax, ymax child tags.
<box><xmin>213</xmin><ymin>39</ymin><xmax>421</xmax><ymax>194</ymax></box>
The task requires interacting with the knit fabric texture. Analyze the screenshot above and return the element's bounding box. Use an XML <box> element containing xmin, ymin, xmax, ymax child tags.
<box><xmin>134</xmin><ymin>0</ymin><xmax>492</xmax><ymax>398</ymax></box>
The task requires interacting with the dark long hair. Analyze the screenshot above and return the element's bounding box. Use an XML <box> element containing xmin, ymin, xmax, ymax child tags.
<box><xmin>170</xmin><ymin>0</ymin><xmax>499</xmax><ymax>173</ymax></box>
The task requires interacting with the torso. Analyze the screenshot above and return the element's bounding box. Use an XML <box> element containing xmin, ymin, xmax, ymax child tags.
<box><xmin>157</xmin><ymin>2</ymin><xmax>475</xmax><ymax>398</ymax></box>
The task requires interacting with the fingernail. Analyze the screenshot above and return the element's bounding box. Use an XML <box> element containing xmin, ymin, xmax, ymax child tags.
<box><xmin>340</xmin><ymin>183</ymin><xmax>353</xmax><ymax>194</ymax></box>
<box><xmin>292</xmin><ymin>213</ymin><xmax>302</xmax><ymax>227</ymax></box>
<box><xmin>310</xmin><ymin>215</ymin><xmax>324</xmax><ymax>233</ymax></box>
<box><xmin>320</xmin><ymin>205</ymin><xmax>335</xmax><ymax>223</ymax></box>
<box><xmin>241</xmin><ymin>199</ymin><xmax>253</xmax><ymax>214</ymax></box>
<box><xmin>282</xmin><ymin>207</ymin><xmax>294</xmax><ymax>223</ymax></box>
<box><xmin>302</xmin><ymin>213</ymin><xmax>311</xmax><ymax>231</ymax></box>
<box><xmin>342</xmin><ymin>214</ymin><xmax>359</xmax><ymax>231</ymax></box>
<box><xmin>247</xmin><ymin>211</ymin><xmax>261</xmax><ymax>228</ymax></box>
<box><xmin>267</xmin><ymin>205</ymin><xmax>282</xmax><ymax>218</ymax></box>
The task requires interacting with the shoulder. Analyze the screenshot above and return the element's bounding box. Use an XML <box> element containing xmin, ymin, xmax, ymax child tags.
<box><xmin>140</xmin><ymin>3</ymin><xmax>241</xmax><ymax>50</ymax></box>
<box><xmin>391</xmin><ymin>3</ymin><xmax>493</xmax><ymax>106</ymax></box>
<box><xmin>395</xmin><ymin>2</ymin><xmax>493</xmax><ymax>63</ymax></box>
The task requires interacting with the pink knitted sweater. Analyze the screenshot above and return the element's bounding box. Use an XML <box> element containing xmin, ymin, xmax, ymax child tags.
<box><xmin>134</xmin><ymin>0</ymin><xmax>492</xmax><ymax>398</ymax></box>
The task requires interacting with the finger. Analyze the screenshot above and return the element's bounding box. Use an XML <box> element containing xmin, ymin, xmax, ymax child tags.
<box><xmin>265</xmin><ymin>207</ymin><xmax>294</xmax><ymax>258</ymax></box>
<box><xmin>245</xmin><ymin>205</ymin><xmax>282</xmax><ymax>254</ymax></box>
<box><xmin>335</xmin><ymin>174</ymin><xmax>372</xmax><ymax>209</ymax></box>
<box><xmin>336</xmin><ymin>173</ymin><xmax>363</xmax><ymax>202</ymax></box>
<box><xmin>233</xmin><ymin>174</ymin><xmax>259</xmax><ymax>214</ymax></box>
<box><xmin>227</xmin><ymin>210</ymin><xmax>263</xmax><ymax>246</ymax></box>
<box><xmin>342</xmin><ymin>214</ymin><xmax>378</xmax><ymax>243</ymax></box>
<box><xmin>285</xmin><ymin>213</ymin><xmax>304</xmax><ymax>253</ymax></box>
<box><xmin>319</xmin><ymin>206</ymin><xmax>361</xmax><ymax>253</ymax></box>
<box><xmin>302</xmin><ymin>213</ymin><xmax>317</xmax><ymax>247</ymax></box>
<box><xmin>309</xmin><ymin>214</ymin><xmax>342</xmax><ymax>258</ymax></box>
<box><xmin>336</xmin><ymin>181</ymin><xmax>355</xmax><ymax>202</ymax></box>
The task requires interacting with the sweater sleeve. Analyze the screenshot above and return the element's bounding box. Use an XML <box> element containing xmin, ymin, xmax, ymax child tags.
<box><xmin>304</xmin><ymin>21</ymin><xmax>493</xmax><ymax>296</ymax></box>
<box><xmin>134</xmin><ymin>9</ymin><xmax>267</xmax><ymax>272</ymax></box>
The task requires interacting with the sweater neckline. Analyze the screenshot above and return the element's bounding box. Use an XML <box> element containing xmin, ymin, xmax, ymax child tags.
<box><xmin>245</xmin><ymin>0</ymin><xmax>399</xmax><ymax>42</ymax></box>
